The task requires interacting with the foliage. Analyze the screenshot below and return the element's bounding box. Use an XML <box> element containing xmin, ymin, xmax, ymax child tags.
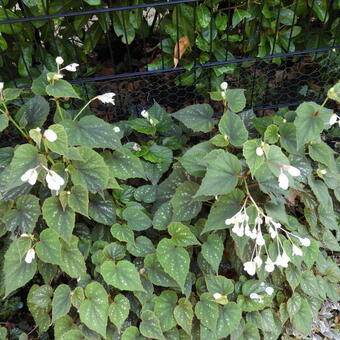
<box><xmin>0</xmin><ymin>0</ymin><xmax>339</xmax><ymax>89</ymax></box>
<box><xmin>0</xmin><ymin>60</ymin><xmax>339</xmax><ymax>339</ymax></box>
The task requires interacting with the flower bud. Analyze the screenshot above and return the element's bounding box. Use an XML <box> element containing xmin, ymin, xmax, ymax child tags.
<box><xmin>44</xmin><ymin>129</ymin><xmax>58</xmax><ymax>142</ymax></box>
<box><xmin>24</xmin><ymin>248</ymin><xmax>35</xmax><ymax>264</ymax></box>
<box><xmin>220</xmin><ymin>82</ymin><xmax>228</xmax><ymax>91</ymax></box>
<box><xmin>56</xmin><ymin>56</ymin><xmax>64</xmax><ymax>65</ymax></box>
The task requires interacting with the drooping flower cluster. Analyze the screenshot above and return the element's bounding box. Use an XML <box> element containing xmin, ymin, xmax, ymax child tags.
<box><xmin>226</xmin><ymin>195</ymin><xmax>311</xmax><ymax>276</ymax></box>
<box><xmin>21</xmin><ymin>164</ymin><xmax>65</xmax><ymax>192</ymax></box>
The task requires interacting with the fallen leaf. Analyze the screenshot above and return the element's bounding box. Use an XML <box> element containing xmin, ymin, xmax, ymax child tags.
<box><xmin>174</xmin><ymin>36</ymin><xmax>190</xmax><ymax>68</ymax></box>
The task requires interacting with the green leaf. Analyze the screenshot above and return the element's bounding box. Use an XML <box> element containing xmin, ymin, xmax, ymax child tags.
<box><xmin>3</xmin><ymin>144</ymin><xmax>40</xmax><ymax>191</ymax></box>
<box><xmin>42</xmin><ymin>197</ymin><xmax>75</xmax><ymax>243</ymax></box>
<box><xmin>46</xmin><ymin>79</ymin><xmax>80</xmax><ymax>98</ymax></box>
<box><xmin>180</xmin><ymin>142</ymin><xmax>214</xmax><ymax>176</ymax></box>
<box><xmin>52</xmin><ymin>284</ymin><xmax>71</xmax><ymax>322</ymax></box>
<box><xmin>110</xmin><ymin>223</ymin><xmax>134</xmax><ymax>244</ymax></box>
<box><xmin>153</xmin><ymin>202</ymin><xmax>173</xmax><ymax>231</ymax></box>
<box><xmin>3</xmin><ymin>194</ymin><xmax>40</xmax><ymax>233</ymax></box>
<box><xmin>15</xmin><ymin>95</ymin><xmax>49</xmax><ymax>129</ymax></box>
<box><xmin>172</xmin><ymin>104</ymin><xmax>215</xmax><ymax>133</ymax></box>
<box><xmin>134</xmin><ymin>185</ymin><xmax>157</xmax><ymax>203</ymax></box>
<box><xmin>202</xmin><ymin>234</ymin><xmax>223</xmax><ymax>273</ymax></box>
<box><xmin>43</xmin><ymin>124</ymin><xmax>68</xmax><ymax>155</ymax></box>
<box><xmin>154</xmin><ymin>290</ymin><xmax>177</xmax><ymax>332</ymax></box>
<box><xmin>108</xmin><ymin>294</ymin><xmax>130</xmax><ymax>332</ymax></box>
<box><xmin>168</xmin><ymin>222</ymin><xmax>200</xmax><ymax>246</ymax></box>
<box><xmin>127</xmin><ymin>236</ymin><xmax>155</xmax><ymax>257</ymax></box>
<box><xmin>69</xmin><ymin>147</ymin><xmax>109</xmax><ymax>193</ymax></box>
<box><xmin>171</xmin><ymin>182</ymin><xmax>202</xmax><ymax>221</ymax></box>
<box><xmin>4</xmin><ymin>237</ymin><xmax>37</xmax><ymax>297</ymax></box>
<box><xmin>0</xmin><ymin>114</ymin><xmax>9</xmax><ymax>132</ymax></box>
<box><xmin>285</xmin><ymin>265</ymin><xmax>301</xmax><ymax>291</ymax></box>
<box><xmin>226</xmin><ymin>89</ymin><xmax>246</xmax><ymax>112</ymax></box>
<box><xmin>289</xmin><ymin>296</ymin><xmax>313</xmax><ymax>335</ymax></box>
<box><xmin>36</xmin><ymin>228</ymin><xmax>62</xmax><ymax>265</ymax></box>
<box><xmin>104</xmin><ymin>149</ymin><xmax>146</xmax><ymax>180</ymax></box>
<box><xmin>197</xmin><ymin>5</ymin><xmax>211</xmax><ymax>28</ymax></box>
<box><xmin>60</xmin><ymin>236</ymin><xmax>86</xmax><ymax>278</ymax></box>
<box><xmin>174</xmin><ymin>298</ymin><xmax>193</xmax><ymax>335</ymax></box>
<box><xmin>205</xmin><ymin>275</ymin><xmax>234</xmax><ymax>295</ymax></box>
<box><xmin>195</xmin><ymin>150</ymin><xmax>241</xmax><ymax>197</ymax></box>
<box><xmin>243</xmin><ymin>139</ymin><xmax>265</xmax><ymax>173</ymax></box>
<box><xmin>202</xmin><ymin>189</ymin><xmax>244</xmax><ymax>234</ymax></box>
<box><xmin>70</xmin><ymin>287</ymin><xmax>85</xmax><ymax>309</ymax></box>
<box><xmin>61</xmin><ymin>116</ymin><xmax>122</xmax><ymax>150</ymax></box>
<box><xmin>195</xmin><ymin>293</ymin><xmax>219</xmax><ymax>332</ymax></box>
<box><xmin>294</xmin><ymin>102</ymin><xmax>326</xmax><ymax>147</ymax></box>
<box><xmin>264</xmin><ymin>124</ymin><xmax>279</xmax><ymax>144</ymax></box>
<box><xmin>27</xmin><ymin>285</ymin><xmax>52</xmax><ymax>333</ymax></box>
<box><xmin>219</xmin><ymin>111</ymin><xmax>248</xmax><ymax>147</ymax></box>
<box><xmin>327</xmin><ymin>81</ymin><xmax>340</xmax><ymax>102</ymax></box>
<box><xmin>79</xmin><ymin>282</ymin><xmax>108</xmax><ymax>338</ymax></box>
<box><xmin>308</xmin><ymin>141</ymin><xmax>334</xmax><ymax>167</ymax></box>
<box><xmin>140</xmin><ymin>311</ymin><xmax>165</xmax><ymax>340</ymax></box>
<box><xmin>287</xmin><ymin>293</ymin><xmax>302</xmax><ymax>316</ymax></box>
<box><xmin>88</xmin><ymin>195</ymin><xmax>115</xmax><ymax>225</ymax></box>
<box><xmin>3</xmin><ymin>88</ymin><xmax>23</xmax><ymax>100</ymax></box>
<box><xmin>121</xmin><ymin>326</ymin><xmax>141</xmax><ymax>340</ymax></box>
<box><xmin>123</xmin><ymin>206</ymin><xmax>152</xmax><ymax>231</ymax></box>
<box><xmin>279</xmin><ymin>123</ymin><xmax>298</xmax><ymax>154</ymax></box>
<box><xmin>68</xmin><ymin>185</ymin><xmax>88</xmax><ymax>216</ymax></box>
<box><xmin>143</xmin><ymin>145</ymin><xmax>173</xmax><ymax>164</ymax></box>
<box><xmin>232</xmin><ymin>9</ymin><xmax>251</xmax><ymax>27</ymax></box>
<box><xmin>156</xmin><ymin>238</ymin><xmax>190</xmax><ymax>292</ymax></box>
<box><xmin>300</xmin><ymin>271</ymin><xmax>319</xmax><ymax>298</ymax></box>
<box><xmin>216</xmin><ymin>302</ymin><xmax>242</xmax><ymax>338</ymax></box>
<box><xmin>101</xmin><ymin>260</ymin><xmax>145</xmax><ymax>291</ymax></box>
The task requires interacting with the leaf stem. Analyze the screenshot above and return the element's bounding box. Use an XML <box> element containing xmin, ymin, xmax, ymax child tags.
<box><xmin>73</xmin><ymin>98</ymin><xmax>93</xmax><ymax>121</ymax></box>
<box><xmin>56</xmin><ymin>101</ymin><xmax>64</xmax><ymax>120</ymax></box>
<box><xmin>1</xmin><ymin>101</ymin><xmax>28</xmax><ymax>138</ymax></box>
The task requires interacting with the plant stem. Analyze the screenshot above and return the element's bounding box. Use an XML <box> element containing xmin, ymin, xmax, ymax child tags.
<box><xmin>56</xmin><ymin>101</ymin><xmax>64</xmax><ymax>120</ymax></box>
<box><xmin>2</xmin><ymin>102</ymin><xmax>28</xmax><ymax>138</ymax></box>
<box><xmin>73</xmin><ymin>99</ymin><xmax>93</xmax><ymax>121</ymax></box>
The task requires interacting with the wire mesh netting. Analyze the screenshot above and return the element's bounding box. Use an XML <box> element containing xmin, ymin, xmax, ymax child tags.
<box><xmin>0</xmin><ymin>0</ymin><xmax>339</xmax><ymax>120</ymax></box>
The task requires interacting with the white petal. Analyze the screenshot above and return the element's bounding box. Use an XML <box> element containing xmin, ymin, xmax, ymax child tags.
<box><xmin>249</xmin><ymin>293</ymin><xmax>260</xmax><ymax>300</ymax></box>
<box><xmin>213</xmin><ymin>293</ymin><xmax>222</xmax><ymax>299</ymax></box>
<box><xmin>265</xmin><ymin>258</ymin><xmax>275</xmax><ymax>272</ymax></box>
<box><xmin>254</xmin><ymin>256</ymin><xmax>263</xmax><ymax>267</ymax></box>
<box><xmin>278</xmin><ymin>172</ymin><xmax>289</xmax><ymax>190</ymax></box>
<box><xmin>24</xmin><ymin>248</ymin><xmax>35</xmax><ymax>263</ymax></box>
<box><xmin>300</xmin><ymin>237</ymin><xmax>311</xmax><ymax>247</ymax></box>
<box><xmin>286</xmin><ymin>166</ymin><xmax>300</xmax><ymax>177</ymax></box>
<box><xmin>96</xmin><ymin>92</ymin><xmax>116</xmax><ymax>105</ymax></box>
<box><xmin>243</xmin><ymin>261</ymin><xmax>256</xmax><ymax>276</ymax></box>
<box><xmin>65</xmin><ymin>63</ymin><xmax>79</xmax><ymax>72</ymax></box>
<box><xmin>20</xmin><ymin>233</ymin><xmax>29</xmax><ymax>237</ymax></box>
<box><xmin>220</xmin><ymin>82</ymin><xmax>228</xmax><ymax>91</ymax></box>
<box><xmin>21</xmin><ymin>168</ymin><xmax>38</xmax><ymax>185</ymax></box>
<box><xmin>265</xmin><ymin>287</ymin><xmax>274</xmax><ymax>295</ymax></box>
<box><xmin>46</xmin><ymin>171</ymin><xmax>65</xmax><ymax>191</ymax></box>
<box><xmin>292</xmin><ymin>244</ymin><xmax>303</xmax><ymax>256</ymax></box>
<box><xmin>256</xmin><ymin>233</ymin><xmax>265</xmax><ymax>246</ymax></box>
<box><xmin>113</xmin><ymin>126</ymin><xmax>120</xmax><ymax>133</ymax></box>
<box><xmin>56</xmin><ymin>56</ymin><xmax>64</xmax><ymax>65</ymax></box>
<box><xmin>256</xmin><ymin>147</ymin><xmax>264</xmax><ymax>157</ymax></box>
<box><xmin>329</xmin><ymin>114</ymin><xmax>338</xmax><ymax>126</ymax></box>
<box><xmin>44</xmin><ymin>129</ymin><xmax>58</xmax><ymax>142</ymax></box>
<box><xmin>141</xmin><ymin>110</ymin><xmax>149</xmax><ymax>119</ymax></box>
<box><xmin>0</xmin><ymin>82</ymin><xmax>3</xmax><ymax>93</ymax></box>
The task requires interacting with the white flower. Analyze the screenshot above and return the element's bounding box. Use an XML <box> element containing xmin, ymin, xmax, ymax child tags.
<box><xmin>44</xmin><ymin>129</ymin><xmax>58</xmax><ymax>142</ymax></box>
<box><xmin>56</xmin><ymin>56</ymin><xmax>64</xmax><ymax>65</ymax></box>
<box><xmin>96</xmin><ymin>92</ymin><xmax>115</xmax><ymax>105</ymax></box>
<box><xmin>35</xmin><ymin>127</ymin><xmax>41</xmax><ymax>132</ymax></box>
<box><xmin>64</xmin><ymin>63</ymin><xmax>79</xmax><ymax>72</ymax></box>
<box><xmin>0</xmin><ymin>82</ymin><xmax>3</xmax><ymax>94</ymax></box>
<box><xmin>113</xmin><ymin>126</ymin><xmax>120</xmax><ymax>133</ymax></box>
<box><xmin>292</xmin><ymin>244</ymin><xmax>303</xmax><ymax>256</ymax></box>
<box><xmin>213</xmin><ymin>293</ymin><xmax>222</xmax><ymax>299</ymax></box>
<box><xmin>285</xmin><ymin>166</ymin><xmax>301</xmax><ymax>177</ymax></box>
<box><xmin>253</xmin><ymin>256</ymin><xmax>263</xmax><ymax>268</ymax></box>
<box><xmin>21</xmin><ymin>168</ymin><xmax>38</xmax><ymax>185</ymax></box>
<box><xmin>47</xmin><ymin>73</ymin><xmax>64</xmax><ymax>81</ymax></box>
<box><xmin>265</xmin><ymin>258</ymin><xmax>275</xmax><ymax>272</ymax></box>
<box><xmin>268</xmin><ymin>226</ymin><xmax>278</xmax><ymax>239</ymax></box>
<box><xmin>249</xmin><ymin>228</ymin><xmax>258</xmax><ymax>240</ymax></box>
<box><xmin>329</xmin><ymin>114</ymin><xmax>338</xmax><ymax>126</ymax></box>
<box><xmin>299</xmin><ymin>237</ymin><xmax>311</xmax><ymax>247</ymax></box>
<box><xmin>132</xmin><ymin>143</ymin><xmax>141</xmax><ymax>151</ymax></box>
<box><xmin>220</xmin><ymin>82</ymin><xmax>228</xmax><ymax>91</ymax></box>
<box><xmin>149</xmin><ymin>118</ymin><xmax>155</xmax><ymax>125</ymax></box>
<box><xmin>24</xmin><ymin>248</ymin><xmax>35</xmax><ymax>264</ymax></box>
<box><xmin>256</xmin><ymin>147</ymin><xmax>264</xmax><ymax>156</ymax></box>
<box><xmin>221</xmin><ymin>91</ymin><xmax>226</xmax><ymax>99</ymax></box>
<box><xmin>46</xmin><ymin>171</ymin><xmax>65</xmax><ymax>191</ymax></box>
<box><xmin>20</xmin><ymin>233</ymin><xmax>29</xmax><ymax>238</ymax></box>
<box><xmin>256</xmin><ymin>232</ymin><xmax>265</xmax><ymax>246</ymax></box>
<box><xmin>249</xmin><ymin>293</ymin><xmax>260</xmax><ymax>300</ymax></box>
<box><xmin>141</xmin><ymin>110</ymin><xmax>149</xmax><ymax>119</ymax></box>
<box><xmin>320</xmin><ymin>169</ymin><xmax>327</xmax><ymax>175</ymax></box>
<box><xmin>278</xmin><ymin>171</ymin><xmax>289</xmax><ymax>190</ymax></box>
<box><xmin>232</xmin><ymin>224</ymin><xmax>244</xmax><ymax>237</ymax></box>
<box><xmin>143</xmin><ymin>7</ymin><xmax>157</xmax><ymax>26</ymax></box>
<box><xmin>243</xmin><ymin>261</ymin><xmax>256</xmax><ymax>276</ymax></box>
<box><xmin>265</xmin><ymin>287</ymin><xmax>274</xmax><ymax>296</ymax></box>
<box><xmin>275</xmin><ymin>252</ymin><xmax>290</xmax><ymax>268</ymax></box>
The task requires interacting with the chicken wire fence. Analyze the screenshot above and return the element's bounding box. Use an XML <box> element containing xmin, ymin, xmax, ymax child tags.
<box><xmin>0</xmin><ymin>0</ymin><xmax>339</xmax><ymax>122</ymax></box>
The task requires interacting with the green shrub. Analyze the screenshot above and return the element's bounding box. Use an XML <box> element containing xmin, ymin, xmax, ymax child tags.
<box><xmin>0</xmin><ymin>58</ymin><xmax>339</xmax><ymax>339</ymax></box>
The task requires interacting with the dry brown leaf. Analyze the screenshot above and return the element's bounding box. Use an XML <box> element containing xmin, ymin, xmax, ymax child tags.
<box><xmin>174</xmin><ymin>36</ymin><xmax>190</xmax><ymax>68</ymax></box>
